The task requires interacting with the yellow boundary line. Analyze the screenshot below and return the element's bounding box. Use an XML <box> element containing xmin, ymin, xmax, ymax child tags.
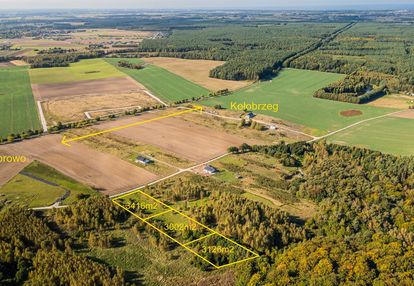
<box><xmin>112</xmin><ymin>189</ymin><xmax>260</xmax><ymax>268</ymax></box>
<box><xmin>183</xmin><ymin>233</ymin><xmax>216</xmax><ymax>246</ymax></box>
<box><xmin>62</xmin><ymin>106</ymin><xmax>203</xmax><ymax>146</ymax></box>
<box><xmin>143</xmin><ymin>209</ymin><xmax>174</xmax><ymax>221</ymax></box>
<box><xmin>112</xmin><ymin>199</ymin><xmax>220</xmax><ymax>269</ymax></box>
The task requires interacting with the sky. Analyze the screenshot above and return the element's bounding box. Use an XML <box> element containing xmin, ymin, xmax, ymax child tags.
<box><xmin>0</xmin><ymin>0</ymin><xmax>413</xmax><ymax>10</ymax></box>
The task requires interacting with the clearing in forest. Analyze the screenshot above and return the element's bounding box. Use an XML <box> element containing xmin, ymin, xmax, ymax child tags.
<box><xmin>143</xmin><ymin>57</ymin><xmax>252</xmax><ymax>91</ymax></box>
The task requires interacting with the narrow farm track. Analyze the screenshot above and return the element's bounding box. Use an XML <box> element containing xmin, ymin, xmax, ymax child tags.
<box><xmin>308</xmin><ymin>109</ymin><xmax>406</xmax><ymax>143</ymax></box>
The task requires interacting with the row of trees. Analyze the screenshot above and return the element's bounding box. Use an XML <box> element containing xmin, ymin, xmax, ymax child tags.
<box><xmin>314</xmin><ymin>71</ymin><xmax>390</xmax><ymax>103</ymax></box>
<box><xmin>0</xmin><ymin>129</ymin><xmax>42</xmax><ymax>144</ymax></box>
<box><xmin>117</xmin><ymin>60</ymin><xmax>144</xmax><ymax>70</ymax></box>
<box><xmin>25</xmin><ymin>51</ymin><xmax>104</xmax><ymax>68</ymax></box>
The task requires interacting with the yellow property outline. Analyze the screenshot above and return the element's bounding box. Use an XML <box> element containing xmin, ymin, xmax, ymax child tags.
<box><xmin>112</xmin><ymin>189</ymin><xmax>260</xmax><ymax>269</ymax></box>
<box><xmin>62</xmin><ymin>106</ymin><xmax>203</xmax><ymax>146</ymax></box>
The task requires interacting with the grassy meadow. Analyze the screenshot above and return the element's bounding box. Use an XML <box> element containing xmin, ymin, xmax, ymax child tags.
<box><xmin>0</xmin><ymin>161</ymin><xmax>96</xmax><ymax>207</ymax></box>
<box><xmin>29</xmin><ymin>58</ymin><xmax>125</xmax><ymax>84</ymax></box>
<box><xmin>106</xmin><ymin>58</ymin><xmax>210</xmax><ymax>103</ymax></box>
<box><xmin>0</xmin><ymin>66</ymin><xmax>41</xmax><ymax>138</ymax></box>
<box><xmin>329</xmin><ymin>116</ymin><xmax>414</xmax><ymax>156</ymax></box>
<box><xmin>202</xmin><ymin>69</ymin><xmax>394</xmax><ymax>136</ymax></box>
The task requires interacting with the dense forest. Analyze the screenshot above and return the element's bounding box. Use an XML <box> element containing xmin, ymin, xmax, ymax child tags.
<box><xmin>289</xmin><ymin>23</ymin><xmax>414</xmax><ymax>92</ymax></box>
<box><xmin>1</xmin><ymin>141</ymin><xmax>414</xmax><ymax>284</ymax></box>
<box><xmin>0</xmin><ymin>202</ymin><xmax>124</xmax><ymax>285</ymax></box>
<box><xmin>137</xmin><ymin>24</ymin><xmax>343</xmax><ymax>80</ymax></box>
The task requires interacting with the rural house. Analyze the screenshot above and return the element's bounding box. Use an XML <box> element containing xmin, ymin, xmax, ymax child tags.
<box><xmin>135</xmin><ymin>156</ymin><xmax>153</xmax><ymax>166</ymax></box>
<box><xmin>245</xmin><ymin>112</ymin><xmax>256</xmax><ymax>120</ymax></box>
<box><xmin>203</xmin><ymin>165</ymin><xmax>218</xmax><ymax>175</ymax></box>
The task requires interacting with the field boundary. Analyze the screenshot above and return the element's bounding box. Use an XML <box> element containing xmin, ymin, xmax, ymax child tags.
<box><xmin>61</xmin><ymin>105</ymin><xmax>203</xmax><ymax>146</ymax></box>
<box><xmin>309</xmin><ymin>109</ymin><xmax>405</xmax><ymax>142</ymax></box>
<box><xmin>112</xmin><ymin>189</ymin><xmax>260</xmax><ymax>269</ymax></box>
<box><xmin>36</xmin><ymin>101</ymin><xmax>48</xmax><ymax>132</ymax></box>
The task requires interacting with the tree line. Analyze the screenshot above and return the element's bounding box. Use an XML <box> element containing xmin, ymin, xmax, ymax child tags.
<box><xmin>137</xmin><ymin>24</ymin><xmax>343</xmax><ymax>81</ymax></box>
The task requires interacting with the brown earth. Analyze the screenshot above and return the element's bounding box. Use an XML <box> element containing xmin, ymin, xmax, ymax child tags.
<box><xmin>392</xmin><ymin>109</ymin><xmax>414</xmax><ymax>119</ymax></box>
<box><xmin>143</xmin><ymin>57</ymin><xmax>253</xmax><ymax>92</ymax></box>
<box><xmin>340</xmin><ymin>110</ymin><xmax>363</xmax><ymax>117</ymax></box>
<box><xmin>10</xmin><ymin>60</ymin><xmax>29</xmax><ymax>66</ymax></box>
<box><xmin>0</xmin><ymin>149</ymin><xmax>31</xmax><ymax>188</ymax></box>
<box><xmin>367</xmin><ymin>94</ymin><xmax>414</xmax><ymax>109</ymax></box>
<box><xmin>31</xmin><ymin>76</ymin><xmax>146</xmax><ymax>101</ymax></box>
<box><xmin>0</xmin><ymin>135</ymin><xmax>158</xmax><ymax>195</ymax></box>
<box><xmin>11</xmin><ymin>38</ymin><xmax>83</xmax><ymax>48</ymax></box>
<box><xmin>0</xmin><ymin>62</ymin><xmax>13</xmax><ymax>67</ymax></box>
<box><xmin>96</xmin><ymin>111</ymin><xmax>260</xmax><ymax>163</ymax></box>
<box><xmin>42</xmin><ymin>91</ymin><xmax>158</xmax><ymax>123</ymax></box>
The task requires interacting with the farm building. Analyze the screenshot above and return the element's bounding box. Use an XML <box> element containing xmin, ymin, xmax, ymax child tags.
<box><xmin>135</xmin><ymin>156</ymin><xmax>153</xmax><ymax>166</ymax></box>
<box><xmin>245</xmin><ymin>112</ymin><xmax>256</xmax><ymax>120</ymax></box>
<box><xmin>203</xmin><ymin>165</ymin><xmax>218</xmax><ymax>175</ymax></box>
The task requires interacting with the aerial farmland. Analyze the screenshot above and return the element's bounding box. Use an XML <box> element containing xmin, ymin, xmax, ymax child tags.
<box><xmin>0</xmin><ymin>8</ymin><xmax>414</xmax><ymax>285</ymax></box>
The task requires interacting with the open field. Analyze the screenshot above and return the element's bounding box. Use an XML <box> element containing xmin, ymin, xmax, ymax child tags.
<box><xmin>329</xmin><ymin>116</ymin><xmax>414</xmax><ymax>155</ymax></box>
<box><xmin>67</xmin><ymin>29</ymin><xmax>154</xmax><ymax>46</ymax></box>
<box><xmin>367</xmin><ymin>94</ymin><xmax>414</xmax><ymax>109</ymax></box>
<box><xmin>0</xmin><ymin>135</ymin><xmax>158</xmax><ymax>195</ymax></box>
<box><xmin>202</xmin><ymin>69</ymin><xmax>394</xmax><ymax>136</ymax></box>
<box><xmin>0</xmin><ymin>174</ymin><xmax>66</xmax><ymax>208</ymax></box>
<box><xmin>10</xmin><ymin>38</ymin><xmax>84</xmax><ymax>49</ymax></box>
<box><xmin>0</xmin><ymin>161</ymin><xmax>96</xmax><ymax>207</ymax></box>
<box><xmin>392</xmin><ymin>110</ymin><xmax>414</xmax><ymax>119</ymax></box>
<box><xmin>143</xmin><ymin>57</ymin><xmax>252</xmax><ymax>91</ymax></box>
<box><xmin>29</xmin><ymin>58</ymin><xmax>125</xmax><ymax>84</ymax></box>
<box><xmin>0</xmin><ymin>66</ymin><xmax>41</xmax><ymax>137</ymax></box>
<box><xmin>42</xmin><ymin>91</ymin><xmax>157</xmax><ymax>123</ymax></box>
<box><xmin>106</xmin><ymin>58</ymin><xmax>210</xmax><ymax>103</ymax></box>
<box><xmin>0</xmin><ymin>156</ymin><xmax>30</xmax><ymax>188</ymax></box>
<box><xmin>4</xmin><ymin>29</ymin><xmax>154</xmax><ymax>55</ymax></box>
<box><xmin>96</xmin><ymin>110</ymin><xmax>260</xmax><ymax>163</ymax></box>
<box><xmin>180</xmin><ymin>110</ymin><xmax>310</xmax><ymax>144</ymax></box>
<box><xmin>31</xmin><ymin>76</ymin><xmax>145</xmax><ymax>100</ymax></box>
<box><xmin>67</xmin><ymin>128</ymin><xmax>187</xmax><ymax>176</ymax></box>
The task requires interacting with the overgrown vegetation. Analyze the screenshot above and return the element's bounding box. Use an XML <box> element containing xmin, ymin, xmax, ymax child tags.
<box><xmin>314</xmin><ymin>71</ymin><xmax>387</xmax><ymax>103</ymax></box>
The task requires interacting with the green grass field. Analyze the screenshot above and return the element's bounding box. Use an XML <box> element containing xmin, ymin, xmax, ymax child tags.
<box><xmin>0</xmin><ymin>174</ymin><xmax>66</xmax><ymax>208</ymax></box>
<box><xmin>0</xmin><ymin>66</ymin><xmax>41</xmax><ymax>138</ymax></box>
<box><xmin>29</xmin><ymin>58</ymin><xmax>125</xmax><ymax>84</ymax></box>
<box><xmin>106</xmin><ymin>58</ymin><xmax>209</xmax><ymax>103</ymax></box>
<box><xmin>329</xmin><ymin>116</ymin><xmax>414</xmax><ymax>155</ymax></box>
<box><xmin>0</xmin><ymin>161</ymin><xmax>97</xmax><ymax>207</ymax></box>
<box><xmin>202</xmin><ymin>69</ymin><xmax>394</xmax><ymax>136</ymax></box>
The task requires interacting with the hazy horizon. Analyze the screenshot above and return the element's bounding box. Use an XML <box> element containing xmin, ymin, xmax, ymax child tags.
<box><xmin>0</xmin><ymin>0</ymin><xmax>413</xmax><ymax>10</ymax></box>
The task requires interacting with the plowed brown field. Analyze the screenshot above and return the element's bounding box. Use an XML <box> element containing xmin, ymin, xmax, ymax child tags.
<box><xmin>96</xmin><ymin>111</ymin><xmax>260</xmax><ymax>163</ymax></box>
<box><xmin>0</xmin><ymin>135</ymin><xmax>158</xmax><ymax>195</ymax></box>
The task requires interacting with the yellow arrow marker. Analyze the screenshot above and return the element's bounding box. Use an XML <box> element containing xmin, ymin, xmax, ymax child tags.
<box><xmin>61</xmin><ymin>106</ymin><xmax>203</xmax><ymax>147</ymax></box>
